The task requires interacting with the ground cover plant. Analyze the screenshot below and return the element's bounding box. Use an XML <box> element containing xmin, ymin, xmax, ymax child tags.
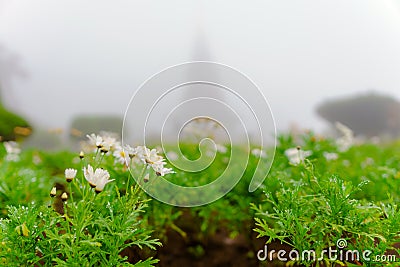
<box><xmin>0</xmin><ymin>134</ymin><xmax>169</xmax><ymax>266</ymax></box>
<box><xmin>0</xmin><ymin>125</ymin><xmax>399</xmax><ymax>266</ymax></box>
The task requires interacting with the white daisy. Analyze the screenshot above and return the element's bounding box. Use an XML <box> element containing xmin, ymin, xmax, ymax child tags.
<box><xmin>152</xmin><ymin>163</ymin><xmax>174</xmax><ymax>176</ymax></box>
<box><xmin>335</xmin><ymin>122</ymin><xmax>354</xmax><ymax>152</ymax></box>
<box><xmin>134</xmin><ymin>145</ymin><xmax>147</xmax><ymax>162</ymax></box>
<box><xmin>323</xmin><ymin>152</ymin><xmax>338</xmax><ymax>161</ymax></box>
<box><xmin>166</xmin><ymin>151</ymin><xmax>178</xmax><ymax>161</ymax></box>
<box><xmin>143</xmin><ymin>147</ymin><xmax>164</xmax><ymax>166</ymax></box>
<box><xmin>65</xmin><ymin>168</ymin><xmax>77</xmax><ymax>182</ymax></box>
<box><xmin>113</xmin><ymin>145</ymin><xmax>129</xmax><ymax>165</ymax></box>
<box><xmin>86</xmin><ymin>134</ymin><xmax>103</xmax><ymax>148</ymax></box>
<box><xmin>4</xmin><ymin>141</ymin><xmax>21</xmax><ymax>154</ymax></box>
<box><xmin>4</xmin><ymin>141</ymin><xmax>21</xmax><ymax>162</ymax></box>
<box><xmin>101</xmin><ymin>135</ymin><xmax>118</xmax><ymax>153</ymax></box>
<box><xmin>251</xmin><ymin>148</ymin><xmax>267</xmax><ymax>158</ymax></box>
<box><xmin>94</xmin><ymin>170</ymin><xmax>114</xmax><ymax>193</ymax></box>
<box><xmin>83</xmin><ymin>164</ymin><xmax>97</xmax><ymax>188</ymax></box>
<box><xmin>122</xmin><ymin>145</ymin><xmax>134</xmax><ymax>158</ymax></box>
<box><xmin>284</xmin><ymin>147</ymin><xmax>312</xmax><ymax>165</ymax></box>
<box><xmin>83</xmin><ymin>164</ymin><xmax>114</xmax><ymax>192</ymax></box>
<box><xmin>215</xmin><ymin>144</ymin><xmax>227</xmax><ymax>154</ymax></box>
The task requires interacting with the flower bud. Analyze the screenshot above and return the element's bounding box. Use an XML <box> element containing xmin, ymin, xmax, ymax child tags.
<box><xmin>61</xmin><ymin>192</ymin><xmax>68</xmax><ymax>202</ymax></box>
<box><xmin>50</xmin><ymin>187</ymin><xmax>57</xmax><ymax>197</ymax></box>
<box><xmin>65</xmin><ymin>168</ymin><xmax>77</xmax><ymax>183</ymax></box>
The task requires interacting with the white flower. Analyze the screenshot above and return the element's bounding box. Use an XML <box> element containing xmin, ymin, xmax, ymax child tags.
<box><xmin>335</xmin><ymin>122</ymin><xmax>353</xmax><ymax>138</ymax></box>
<box><xmin>4</xmin><ymin>141</ymin><xmax>21</xmax><ymax>154</ymax></box>
<box><xmin>3</xmin><ymin>141</ymin><xmax>21</xmax><ymax>161</ymax></box>
<box><xmin>83</xmin><ymin>164</ymin><xmax>114</xmax><ymax>192</ymax></box>
<box><xmin>323</xmin><ymin>152</ymin><xmax>338</xmax><ymax>161</ymax></box>
<box><xmin>87</xmin><ymin>134</ymin><xmax>103</xmax><ymax>148</ymax></box>
<box><xmin>336</xmin><ymin>138</ymin><xmax>353</xmax><ymax>152</ymax></box>
<box><xmin>166</xmin><ymin>151</ymin><xmax>178</xmax><ymax>161</ymax></box>
<box><xmin>206</xmin><ymin>150</ymin><xmax>215</xmax><ymax>157</ymax></box>
<box><xmin>251</xmin><ymin>148</ymin><xmax>267</xmax><ymax>158</ymax></box>
<box><xmin>83</xmin><ymin>165</ymin><xmax>97</xmax><ymax>187</ymax></box>
<box><xmin>134</xmin><ymin>145</ymin><xmax>147</xmax><ymax>162</ymax></box>
<box><xmin>100</xmin><ymin>131</ymin><xmax>119</xmax><ymax>151</ymax></box>
<box><xmin>33</xmin><ymin>154</ymin><xmax>42</xmax><ymax>165</ymax></box>
<box><xmin>215</xmin><ymin>144</ymin><xmax>227</xmax><ymax>154</ymax></box>
<box><xmin>361</xmin><ymin>157</ymin><xmax>374</xmax><ymax>169</ymax></box>
<box><xmin>123</xmin><ymin>145</ymin><xmax>135</xmax><ymax>158</ymax></box>
<box><xmin>86</xmin><ymin>132</ymin><xmax>119</xmax><ymax>153</ymax></box>
<box><xmin>5</xmin><ymin>153</ymin><xmax>20</xmax><ymax>162</ymax></box>
<box><xmin>101</xmin><ymin>136</ymin><xmax>118</xmax><ymax>153</ymax></box>
<box><xmin>284</xmin><ymin>147</ymin><xmax>312</xmax><ymax>165</ymax></box>
<box><xmin>99</xmin><ymin>131</ymin><xmax>119</xmax><ymax>140</ymax></box>
<box><xmin>153</xmin><ymin>164</ymin><xmax>175</xmax><ymax>176</ymax></box>
<box><xmin>94</xmin><ymin>170</ymin><xmax>114</xmax><ymax>193</ymax></box>
<box><xmin>126</xmin><ymin>145</ymin><xmax>175</xmax><ymax>176</ymax></box>
<box><xmin>113</xmin><ymin>145</ymin><xmax>129</xmax><ymax>165</ymax></box>
<box><xmin>335</xmin><ymin>122</ymin><xmax>354</xmax><ymax>152</ymax></box>
<box><xmin>65</xmin><ymin>168</ymin><xmax>77</xmax><ymax>182</ymax></box>
<box><xmin>143</xmin><ymin>147</ymin><xmax>164</xmax><ymax>165</ymax></box>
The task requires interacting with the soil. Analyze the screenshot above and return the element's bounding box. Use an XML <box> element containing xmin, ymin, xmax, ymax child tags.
<box><xmin>126</xmin><ymin>209</ymin><xmax>293</xmax><ymax>267</ymax></box>
<box><xmin>125</xmin><ymin>209</ymin><xmax>397</xmax><ymax>267</ymax></box>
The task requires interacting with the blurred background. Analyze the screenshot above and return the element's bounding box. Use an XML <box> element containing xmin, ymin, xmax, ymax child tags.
<box><xmin>1</xmin><ymin>0</ymin><xmax>400</xmax><ymax>148</ymax></box>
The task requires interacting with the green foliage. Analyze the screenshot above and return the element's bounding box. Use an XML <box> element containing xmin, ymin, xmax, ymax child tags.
<box><xmin>0</xmin><ymin>147</ymin><xmax>81</xmax><ymax>216</ymax></box>
<box><xmin>253</xmin><ymin>133</ymin><xmax>400</xmax><ymax>266</ymax></box>
<box><xmin>1</xmin><ymin>130</ymin><xmax>400</xmax><ymax>266</ymax></box>
<box><xmin>0</xmin><ymin>140</ymin><xmax>161</xmax><ymax>266</ymax></box>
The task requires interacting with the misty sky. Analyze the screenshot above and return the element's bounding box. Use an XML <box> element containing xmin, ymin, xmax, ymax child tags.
<box><xmin>1</xmin><ymin>0</ymin><xmax>400</xmax><ymax>135</ymax></box>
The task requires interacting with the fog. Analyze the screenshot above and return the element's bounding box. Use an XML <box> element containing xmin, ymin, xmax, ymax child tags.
<box><xmin>1</xmin><ymin>0</ymin><xmax>400</xmax><ymax>137</ymax></box>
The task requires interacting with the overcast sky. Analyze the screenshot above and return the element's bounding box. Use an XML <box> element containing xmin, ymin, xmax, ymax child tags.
<box><xmin>1</xmin><ymin>0</ymin><xmax>400</xmax><ymax>135</ymax></box>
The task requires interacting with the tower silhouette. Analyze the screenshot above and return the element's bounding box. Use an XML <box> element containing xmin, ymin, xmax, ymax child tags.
<box><xmin>176</xmin><ymin>31</ymin><xmax>229</xmax><ymax>143</ymax></box>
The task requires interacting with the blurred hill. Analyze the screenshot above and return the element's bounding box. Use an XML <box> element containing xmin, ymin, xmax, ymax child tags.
<box><xmin>70</xmin><ymin>115</ymin><xmax>123</xmax><ymax>137</ymax></box>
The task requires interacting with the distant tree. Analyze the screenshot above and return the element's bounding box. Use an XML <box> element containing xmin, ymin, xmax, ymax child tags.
<box><xmin>0</xmin><ymin>87</ymin><xmax>31</xmax><ymax>141</ymax></box>
<box><xmin>316</xmin><ymin>92</ymin><xmax>400</xmax><ymax>137</ymax></box>
<box><xmin>0</xmin><ymin>45</ymin><xmax>31</xmax><ymax>141</ymax></box>
<box><xmin>70</xmin><ymin>115</ymin><xmax>123</xmax><ymax>139</ymax></box>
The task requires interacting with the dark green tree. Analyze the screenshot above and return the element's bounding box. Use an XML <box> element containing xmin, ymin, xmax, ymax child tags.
<box><xmin>0</xmin><ymin>87</ymin><xmax>31</xmax><ymax>141</ymax></box>
<box><xmin>316</xmin><ymin>92</ymin><xmax>400</xmax><ymax>137</ymax></box>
